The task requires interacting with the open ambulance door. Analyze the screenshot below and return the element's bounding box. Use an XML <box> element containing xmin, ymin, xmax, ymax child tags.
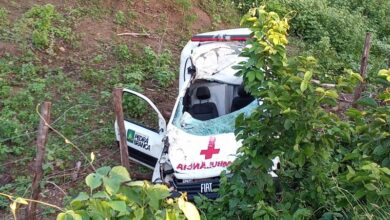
<box><xmin>114</xmin><ymin>89</ymin><xmax>166</xmax><ymax>169</ymax></box>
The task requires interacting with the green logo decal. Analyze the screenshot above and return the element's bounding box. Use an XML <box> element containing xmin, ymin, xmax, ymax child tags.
<box><xmin>127</xmin><ymin>129</ymin><xmax>135</xmax><ymax>143</ymax></box>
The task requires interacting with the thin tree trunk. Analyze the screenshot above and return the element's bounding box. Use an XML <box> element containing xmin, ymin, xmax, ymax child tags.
<box><xmin>113</xmin><ymin>88</ymin><xmax>130</xmax><ymax>170</ymax></box>
<box><xmin>353</xmin><ymin>32</ymin><xmax>372</xmax><ymax>107</ymax></box>
<box><xmin>26</xmin><ymin>102</ymin><xmax>51</xmax><ymax>220</ymax></box>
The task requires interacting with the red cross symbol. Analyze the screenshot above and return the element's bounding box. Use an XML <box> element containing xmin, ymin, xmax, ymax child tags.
<box><xmin>200</xmin><ymin>137</ymin><xmax>220</xmax><ymax>160</ymax></box>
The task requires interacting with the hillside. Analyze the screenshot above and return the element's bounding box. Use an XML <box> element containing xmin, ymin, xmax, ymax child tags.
<box><xmin>0</xmin><ymin>0</ymin><xmax>239</xmax><ymax>218</ymax></box>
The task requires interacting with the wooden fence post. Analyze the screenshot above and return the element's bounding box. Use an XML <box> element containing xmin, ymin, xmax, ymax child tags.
<box><xmin>113</xmin><ymin>88</ymin><xmax>130</xmax><ymax>170</ymax></box>
<box><xmin>26</xmin><ymin>102</ymin><xmax>51</xmax><ymax>220</ymax></box>
<box><xmin>353</xmin><ymin>32</ymin><xmax>372</xmax><ymax>107</ymax></box>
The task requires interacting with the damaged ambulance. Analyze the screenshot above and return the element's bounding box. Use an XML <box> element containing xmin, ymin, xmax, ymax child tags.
<box><xmin>115</xmin><ymin>28</ymin><xmax>280</xmax><ymax>199</ymax></box>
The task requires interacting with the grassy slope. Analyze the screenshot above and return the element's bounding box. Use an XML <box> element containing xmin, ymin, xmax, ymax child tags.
<box><xmin>0</xmin><ymin>0</ymin><xmax>239</xmax><ymax>218</ymax></box>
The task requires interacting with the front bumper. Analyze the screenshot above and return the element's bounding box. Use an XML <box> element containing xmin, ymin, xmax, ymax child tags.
<box><xmin>170</xmin><ymin>177</ymin><xmax>220</xmax><ymax>200</ymax></box>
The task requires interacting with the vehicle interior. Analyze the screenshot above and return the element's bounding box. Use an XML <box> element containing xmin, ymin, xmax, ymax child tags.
<box><xmin>171</xmin><ymin>80</ymin><xmax>256</xmax><ymax>136</ymax></box>
<box><xmin>183</xmin><ymin>80</ymin><xmax>254</xmax><ymax>120</ymax></box>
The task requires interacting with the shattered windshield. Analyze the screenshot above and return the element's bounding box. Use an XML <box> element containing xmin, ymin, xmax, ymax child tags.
<box><xmin>172</xmin><ymin>99</ymin><xmax>257</xmax><ymax>136</ymax></box>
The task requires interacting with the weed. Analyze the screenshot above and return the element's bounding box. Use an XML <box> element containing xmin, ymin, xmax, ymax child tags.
<box><xmin>123</xmin><ymin>64</ymin><xmax>145</xmax><ymax>84</ymax></box>
<box><xmin>114</xmin><ymin>43</ymin><xmax>132</xmax><ymax>61</ymax></box>
<box><xmin>92</xmin><ymin>54</ymin><xmax>105</xmax><ymax>63</ymax></box>
<box><xmin>184</xmin><ymin>14</ymin><xmax>198</xmax><ymax>26</ymax></box>
<box><xmin>143</xmin><ymin>46</ymin><xmax>175</xmax><ymax>87</ymax></box>
<box><xmin>74</xmin><ymin>0</ymin><xmax>110</xmax><ymax>19</ymax></box>
<box><xmin>114</xmin><ymin>10</ymin><xmax>126</xmax><ymax>25</ymax></box>
<box><xmin>175</xmin><ymin>0</ymin><xmax>192</xmax><ymax>11</ymax></box>
<box><xmin>0</xmin><ymin>7</ymin><xmax>9</xmax><ymax>27</ymax></box>
<box><xmin>127</xmin><ymin>10</ymin><xmax>138</xmax><ymax>20</ymax></box>
<box><xmin>13</xmin><ymin>4</ymin><xmax>74</xmax><ymax>51</ymax></box>
<box><xmin>199</xmin><ymin>0</ymin><xmax>239</xmax><ymax>26</ymax></box>
<box><xmin>81</xmin><ymin>68</ymin><xmax>106</xmax><ymax>85</ymax></box>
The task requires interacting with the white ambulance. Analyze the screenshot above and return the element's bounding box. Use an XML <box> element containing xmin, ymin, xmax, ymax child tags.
<box><xmin>115</xmin><ymin>28</ymin><xmax>279</xmax><ymax>199</ymax></box>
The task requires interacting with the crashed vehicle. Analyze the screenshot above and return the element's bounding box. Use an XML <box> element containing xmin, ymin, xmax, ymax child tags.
<box><xmin>115</xmin><ymin>28</ymin><xmax>279</xmax><ymax>199</ymax></box>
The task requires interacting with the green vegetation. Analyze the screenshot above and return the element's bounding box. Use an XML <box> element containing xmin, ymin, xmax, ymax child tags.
<box><xmin>199</xmin><ymin>0</ymin><xmax>239</xmax><ymax>26</ymax></box>
<box><xmin>233</xmin><ymin>0</ymin><xmax>390</xmax><ymax>82</ymax></box>
<box><xmin>13</xmin><ymin>4</ymin><xmax>74</xmax><ymax>50</ymax></box>
<box><xmin>197</xmin><ymin>6</ymin><xmax>390</xmax><ymax>219</ymax></box>
<box><xmin>56</xmin><ymin>166</ymin><xmax>199</xmax><ymax>219</ymax></box>
<box><xmin>114</xmin><ymin>10</ymin><xmax>127</xmax><ymax>26</ymax></box>
<box><xmin>1</xmin><ymin>0</ymin><xmax>235</xmax><ymax>217</ymax></box>
<box><xmin>175</xmin><ymin>0</ymin><xmax>192</xmax><ymax>11</ymax></box>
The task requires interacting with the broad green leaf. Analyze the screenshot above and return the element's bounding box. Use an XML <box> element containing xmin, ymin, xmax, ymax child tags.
<box><xmin>96</xmin><ymin>166</ymin><xmax>111</xmax><ymax>176</ymax></box>
<box><xmin>303</xmin><ymin>71</ymin><xmax>313</xmax><ymax>81</ymax></box>
<box><xmin>56</xmin><ymin>213</ymin><xmax>66</xmax><ymax>220</ymax></box>
<box><xmin>324</xmin><ymin>90</ymin><xmax>338</xmax><ymax>99</ymax></box>
<box><xmin>356</xmin><ymin>97</ymin><xmax>378</xmax><ymax>108</ymax></box>
<box><xmin>110</xmin><ymin>166</ymin><xmax>131</xmax><ymax>182</ymax></box>
<box><xmin>350</xmin><ymin>72</ymin><xmax>363</xmax><ymax>82</ymax></box>
<box><xmin>103</xmin><ymin>176</ymin><xmax>121</xmax><ymax>195</ymax></box>
<box><xmin>380</xmin><ymin>167</ymin><xmax>390</xmax><ymax>175</ymax></box>
<box><xmin>71</xmin><ymin>192</ymin><xmax>89</xmax><ymax>207</ymax></box>
<box><xmin>315</xmin><ymin>87</ymin><xmax>325</xmax><ymax>94</ymax></box>
<box><xmin>108</xmin><ymin>200</ymin><xmax>128</xmax><ymax>213</ymax></box>
<box><xmin>346</xmin><ymin>108</ymin><xmax>363</xmax><ymax>120</ymax></box>
<box><xmin>300</xmin><ymin>79</ymin><xmax>308</xmax><ymax>92</ymax></box>
<box><xmin>178</xmin><ymin>197</ymin><xmax>200</xmax><ymax>220</ymax></box>
<box><xmin>58</xmin><ymin>211</ymin><xmax>82</xmax><ymax>220</ymax></box>
<box><xmin>378</xmin><ymin>188</ymin><xmax>390</xmax><ymax>195</ymax></box>
<box><xmin>69</xmin><ymin>212</ymin><xmax>82</xmax><ymax>220</ymax></box>
<box><xmin>126</xmin><ymin>180</ymin><xmax>145</xmax><ymax>187</ymax></box>
<box><xmin>255</xmin><ymin>71</ymin><xmax>264</xmax><ymax>81</ymax></box>
<box><xmin>378</xmin><ymin>69</ymin><xmax>390</xmax><ymax>77</ymax></box>
<box><xmin>364</xmin><ymin>183</ymin><xmax>377</xmax><ymax>191</ymax></box>
<box><xmin>134</xmin><ymin>207</ymin><xmax>144</xmax><ymax>220</ymax></box>
<box><xmin>145</xmin><ymin>184</ymin><xmax>171</xmax><ymax>210</ymax></box>
<box><xmin>346</xmin><ymin>166</ymin><xmax>355</xmax><ymax>181</ymax></box>
<box><xmin>85</xmin><ymin>173</ymin><xmax>102</xmax><ymax>190</ymax></box>
<box><xmin>247</xmin><ymin>71</ymin><xmax>256</xmax><ymax>82</ymax></box>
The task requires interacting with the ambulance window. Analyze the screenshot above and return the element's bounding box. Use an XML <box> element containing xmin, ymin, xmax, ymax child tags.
<box><xmin>122</xmin><ymin>92</ymin><xmax>159</xmax><ymax>132</ymax></box>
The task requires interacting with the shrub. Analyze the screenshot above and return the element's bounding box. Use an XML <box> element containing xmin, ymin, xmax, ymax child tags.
<box><xmin>57</xmin><ymin>166</ymin><xmax>199</xmax><ymax>219</ymax></box>
<box><xmin>115</xmin><ymin>44</ymin><xmax>132</xmax><ymax>61</ymax></box>
<box><xmin>114</xmin><ymin>10</ymin><xmax>126</xmax><ymax>25</ymax></box>
<box><xmin>13</xmin><ymin>4</ymin><xmax>73</xmax><ymax>50</ymax></box>
<box><xmin>197</xmin><ymin>6</ymin><xmax>390</xmax><ymax>219</ymax></box>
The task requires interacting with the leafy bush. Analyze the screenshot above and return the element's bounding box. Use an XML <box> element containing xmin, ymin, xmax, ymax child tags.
<box><xmin>115</xmin><ymin>44</ymin><xmax>132</xmax><ymax>61</ymax></box>
<box><xmin>197</xmin><ymin>7</ymin><xmax>390</xmax><ymax>219</ymax></box>
<box><xmin>57</xmin><ymin>166</ymin><xmax>199</xmax><ymax>219</ymax></box>
<box><xmin>143</xmin><ymin>46</ymin><xmax>175</xmax><ymax>88</ymax></box>
<box><xmin>13</xmin><ymin>4</ymin><xmax>73</xmax><ymax>50</ymax></box>
<box><xmin>233</xmin><ymin>0</ymin><xmax>390</xmax><ymax>81</ymax></box>
<box><xmin>114</xmin><ymin>10</ymin><xmax>127</xmax><ymax>25</ymax></box>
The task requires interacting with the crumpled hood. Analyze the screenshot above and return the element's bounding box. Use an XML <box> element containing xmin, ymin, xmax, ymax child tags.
<box><xmin>167</xmin><ymin>126</ymin><xmax>240</xmax><ymax>179</ymax></box>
